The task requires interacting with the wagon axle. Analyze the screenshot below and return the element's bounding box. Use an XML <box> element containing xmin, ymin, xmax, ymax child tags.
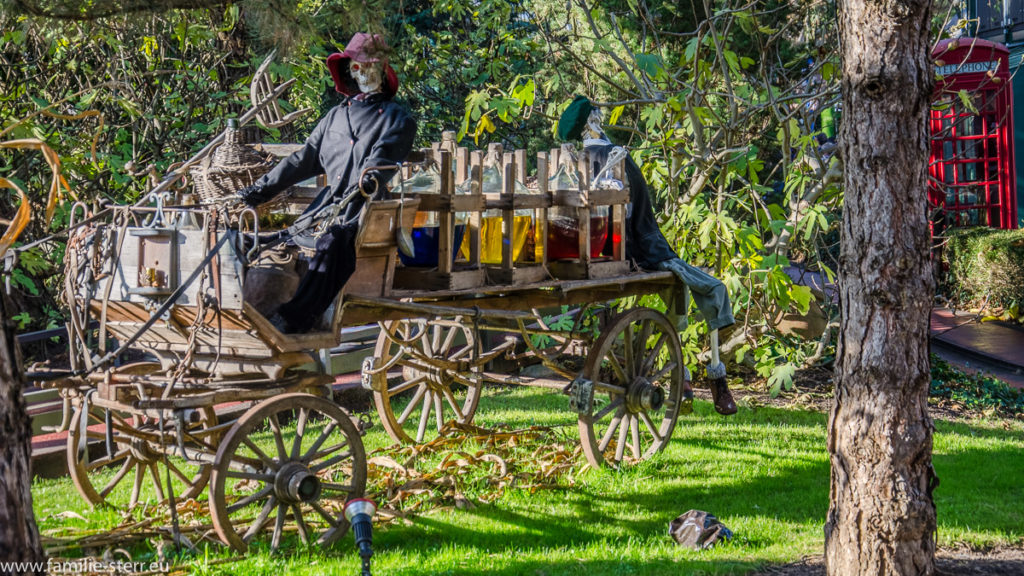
<box><xmin>626</xmin><ymin>378</ymin><xmax>665</xmax><ymax>413</ymax></box>
<box><xmin>277</xmin><ymin>462</ymin><xmax>323</xmax><ymax>504</ymax></box>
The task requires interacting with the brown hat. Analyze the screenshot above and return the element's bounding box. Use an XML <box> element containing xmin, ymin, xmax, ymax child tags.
<box><xmin>326</xmin><ymin>32</ymin><xmax>399</xmax><ymax>98</ymax></box>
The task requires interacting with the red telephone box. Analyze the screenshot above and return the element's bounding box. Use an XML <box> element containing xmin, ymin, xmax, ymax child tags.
<box><xmin>929</xmin><ymin>38</ymin><xmax>1018</xmax><ymax>230</ymax></box>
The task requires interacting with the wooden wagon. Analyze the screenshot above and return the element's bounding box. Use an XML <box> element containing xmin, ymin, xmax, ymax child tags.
<box><xmin>25</xmin><ymin>130</ymin><xmax>697</xmax><ymax>556</ymax></box>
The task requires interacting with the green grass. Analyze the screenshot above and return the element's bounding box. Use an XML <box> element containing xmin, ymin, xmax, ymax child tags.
<box><xmin>32</xmin><ymin>386</ymin><xmax>1024</xmax><ymax>575</ymax></box>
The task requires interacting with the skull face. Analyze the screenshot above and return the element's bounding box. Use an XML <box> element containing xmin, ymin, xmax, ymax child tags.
<box><xmin>584</xmin><ymin>108</ymin><xmax>604</xmax><ymax>140</ymax></box>
<box><xmin>349</xmin><ymin>60</ymin><xmax>383</xmax><ymax>94</ymax></box>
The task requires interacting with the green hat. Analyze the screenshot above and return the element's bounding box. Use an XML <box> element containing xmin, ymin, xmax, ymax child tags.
<box><xmin>557</xmin><ymin>95</ymin><xmax>594</xmax><ymax>142</ymax></box>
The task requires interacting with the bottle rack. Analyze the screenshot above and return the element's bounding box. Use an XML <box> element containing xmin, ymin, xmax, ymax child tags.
<box><xmin>479</xmin><ymin>144</ymin><xmax>549</xmax><ymax>286</ymax></box>
<box><xmin>390</xmin><ymin>137</ymin><xmax>632</xmax><ymax>292</ymax></box>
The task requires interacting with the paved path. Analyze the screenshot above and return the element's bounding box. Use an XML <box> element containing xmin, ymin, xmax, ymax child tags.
<box><xmin>930</xmin><ymin>308</ymin><xmax>1024</xmax><ymax>388</ymax></box>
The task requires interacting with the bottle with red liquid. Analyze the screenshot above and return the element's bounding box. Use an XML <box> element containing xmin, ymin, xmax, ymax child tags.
<box><xmin>545</xmin><ymin>158</ymin><xmax>609</xmax><ymax>259</ymax></box>
<box><xmin>546</xmin><ymin>211</ymin><xmax>609</xmax><ymax>259</ymax></box>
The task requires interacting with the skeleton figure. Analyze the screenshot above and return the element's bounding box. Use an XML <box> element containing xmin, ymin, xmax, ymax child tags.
<box><xmin>349</xmin><ymin>60</ymin><xmax>383</xmax><ymax>94</ymax></box>
<box><xmin>237</xmin><ymin>33</ymin><xmax>417</xmax><ymax>334</ymax></box>
<box><xmin>558</xmin><ymin>96</ymin><xmax>738</xmax><ymax>416</ymax></box>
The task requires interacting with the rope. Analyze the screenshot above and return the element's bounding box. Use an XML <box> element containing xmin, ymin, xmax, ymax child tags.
<box><xmin>164</xmin><ymin>217</ymin><xmax>213</xmax><ymax>396</ymax></box>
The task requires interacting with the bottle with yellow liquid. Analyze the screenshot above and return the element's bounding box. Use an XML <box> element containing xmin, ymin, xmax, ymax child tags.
<box><xmin>478</xmin><ymin>212</ymin><xmax>533</xmax><ymax>264</ymax></box>
<box><xmin>457</xmin><ymin>159</ymin><xmax>536</xmax><ymax>265</ymax></box>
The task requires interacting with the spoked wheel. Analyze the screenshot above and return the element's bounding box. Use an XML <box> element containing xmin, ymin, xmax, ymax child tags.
<box><xmin>577</xmin><ymin>307</ymin><xmax>685</xmax><ymax>469</ymax></box>
<box><xmin>67</xmin><ymin>401</ymin><xmax>217</xmax><ymax>509</ymax></box>
<box><xmin>209</xmin><ymin>393</ymin><xmax>367</xmax><ymax>552</ymax></box>
<box><xmin>371</xmin><ymin>317</ymin><xmax>483</xmax><ymax>444</ymax></box>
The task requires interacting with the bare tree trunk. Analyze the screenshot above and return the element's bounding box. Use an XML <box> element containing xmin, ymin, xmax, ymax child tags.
<box><xmin>0</xmin><ymin>292</ymin><xmax>44</xmax><ymax>572</ymax></box>
<box><xmin>826</xmin><ymin>0</ymin><xmax>938</xmax><ymax>574</ymax></box>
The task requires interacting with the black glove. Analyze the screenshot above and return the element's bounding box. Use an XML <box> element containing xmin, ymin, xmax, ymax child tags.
<box><xmin>237</xmin><ymin>183</ymin><xmax>265</xmax><ymax>207</ymax></box>
<box><xmin>359</xmin><ymin>171</ymin><xmax>380</xmax><ymax>196</ymax></box>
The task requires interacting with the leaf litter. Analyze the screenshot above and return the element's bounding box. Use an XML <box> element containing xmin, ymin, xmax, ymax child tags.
<box><xmin>40</xmin><ymin>422</ymin><xmax>584</xmax><ymax>570</ymax></box>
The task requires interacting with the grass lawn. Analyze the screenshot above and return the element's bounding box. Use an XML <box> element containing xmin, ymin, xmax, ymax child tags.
<box><xmin>32</xmin><ymin>386</ymin><xmax>1024</xmax><ymax>575</ymax></box>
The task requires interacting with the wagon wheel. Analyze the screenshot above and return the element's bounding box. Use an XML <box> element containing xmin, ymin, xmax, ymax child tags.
<box><xmin>577</xmin><ymin>307</ymin><xmax>685</xmax><ymax>469</ymax></box>
<box><xmin>67</xmin><ymin>402</ymin><xmax>217</xmax><ymax>509</ymax></box>
<box><xmin>371</xmin><ymin>317</ymin><xmax>483</xmax><ymax>444</ymax></box>
<box><xmin>209</xmin><ymin>393</ymin><xmax>367</xmax><ymax>553</ymax></box>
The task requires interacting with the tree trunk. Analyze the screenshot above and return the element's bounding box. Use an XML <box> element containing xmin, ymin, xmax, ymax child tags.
<box><xmin>826</xmin><ymin>0</ymin><xmax>938</xmax><ymax>574</ymax></box>
<box><xmin>0</xmin><ymin>292</ymin><xmax>45</xmax><ymax>572</ymax></box>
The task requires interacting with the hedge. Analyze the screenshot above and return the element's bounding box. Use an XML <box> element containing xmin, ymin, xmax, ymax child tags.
<box><xmin>943</xmin><ymin>227</ymin><xmax>1024</xmax><ymax>311</ymax></box>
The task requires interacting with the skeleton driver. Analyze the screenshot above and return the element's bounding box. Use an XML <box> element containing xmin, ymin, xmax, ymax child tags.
<box><xmin>237</xmin><ymin>33</ymin><xmax>417</xmax><ymax>333</ymax></box>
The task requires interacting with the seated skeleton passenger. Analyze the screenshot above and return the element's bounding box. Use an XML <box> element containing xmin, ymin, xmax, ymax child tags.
<box><xmin>557</xmin><ymin>96</ymin><xmax>738</xmax><ymax>416</ymax></box>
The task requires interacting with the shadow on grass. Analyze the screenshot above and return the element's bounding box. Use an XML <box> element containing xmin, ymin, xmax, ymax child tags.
<box><xmin>363</xmin><ymin>403</ymin><xmax>1022</xmax><ymax>575</ymax></box>
<box><xmin>32</xmin><ymin>392</ymin><xmax>1024</xmax><ymax>575</ymax></box>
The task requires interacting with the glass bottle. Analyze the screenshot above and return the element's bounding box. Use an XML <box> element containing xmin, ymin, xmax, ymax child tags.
<box><xmin>546</xmin><ymin>157</ymin><xmax>610</xmax><ymax>260</ymax></box>
<box><xmin>459</xmin><ymin>150</ymin><xmax>535</xmax><ymax>265</ymax></box>
<box><xmin>392</xmin><ymin>164</ymin><xmax>468</xmax><ymax>267</ymax></box>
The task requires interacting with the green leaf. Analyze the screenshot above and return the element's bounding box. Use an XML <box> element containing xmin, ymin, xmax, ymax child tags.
<box><xmin>684</xmin><ymin>37</ymin><xmax>699</xmax><ymax>63</ymax></box>
<box><xmin>636</xmin><ymin>53</ymin><xmax>664</xmax><ymax>78</ymax></box>
<box><xmin>957</xmin><ymin>90</ymin><xmax>978</xmax><ymax>114</ymax></box>
<box><xmin>511</xmin><ymin>78</ymin><xmax>535</xmax><ymax>108</ymax></box>
<box><xmin>735</xmin><ymin>344</ymin><xmax>751</xmax><ymax>364</ymax></box>
<box><xmin>12</xmin><ymin>270</ymin><xmax>38</xmax><ymax>296</ymax></box>
<box><xmin>760</xmin><ymin>254</ymin><xmax>790</xmax><ymax>269</ymax></box>
<box><xmin>821</xmin><ymin>61</ymin><xmax>835</xmax><ymax>82</ymax></box>
<box><xmin>768</xmin><ymin>363</ymin><xmax>797</xmax><ymax>397</ymax></box>
<box><xmin>723</xmin><ymin>50</ymin><xmax>740</xmax><ymax>75</ymax></box>
<box><xmin>466</xmin><ymin>91</ymin><xmax>490</xmax><ymax>121</ymax></box>
<box><xmin>789</xmin><ymin>285</ymin><xmax>813</xmax><ymax>315</ymax></box>
<box><xmin>489</xmin><ymin>97</ymin><xmax>519</xmax><ymax>122</ymax></box>
<box><xmin>12</xmin><ymin>312</ymin><xmax>31</xmax><ymax>330</ymax></box>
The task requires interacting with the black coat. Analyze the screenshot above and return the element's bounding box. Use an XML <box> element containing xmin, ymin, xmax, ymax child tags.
<box><xmin>245</xmin><ymin>93</ymin><xmax>416</xmax><ymax>333</ymax></box>
<box><xmin>586</xmin><ymin>141</ymin><xmax>734</xmax><ymax>331</ymax></box>
<box><xmin>248</xmin><ymin>93</ymin><xmax>417</xmax><ymax>222</ymax></box>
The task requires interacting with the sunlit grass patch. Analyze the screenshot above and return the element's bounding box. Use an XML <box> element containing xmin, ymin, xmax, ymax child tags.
<box><xmin>33</xmin><ymin>386</ymin><xmax>1024</xmax><ymax>575</ymax></box>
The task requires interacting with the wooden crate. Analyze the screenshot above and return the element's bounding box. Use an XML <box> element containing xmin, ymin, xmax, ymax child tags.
<box><xmin>391</xmin><ymin>133</ymin><xmax>487</xmax><ymax>291</ymax></box>
<box><xmin>347</xmin><ymin>197</ymin><xmax>421</xmax><ymax>297</ymax></box>
<box><xmin>543</xmin><ymin>145</ymin><xmax>631</xmax><ymax>280</ymax></box>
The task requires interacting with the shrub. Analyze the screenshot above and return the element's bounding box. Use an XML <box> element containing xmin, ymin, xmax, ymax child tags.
<box><xmin>943</xmin><ymin>227</ymin><xmax>1024</xmax><ymax>311</ymax></box>
<box><xmin>930</xmin><ymin>356</ymin><xmax>1024</xmax><ymax>417</ymax></box>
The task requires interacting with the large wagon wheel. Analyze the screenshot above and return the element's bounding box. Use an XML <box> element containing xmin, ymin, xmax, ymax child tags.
<box><xmin>577</xmin><ymin>308</ymin><xmax>685</xmax><ymax>469</ymax></box>
<box><xmin>67</xmin><ymin>402</ymin><xmax>217</xmax><ymax>509</ymax></box>
<box><xmin>370</xmin><ymin>317</ymin><xmax>483</xmax><ymax>444</ymax></box>
<box><xmin>209</xmin><ymin>393</ymin><xmax>367</xmax><ymax>552</ymax></box>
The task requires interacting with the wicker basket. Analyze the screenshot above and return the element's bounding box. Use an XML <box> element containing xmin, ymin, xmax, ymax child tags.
<box><xmin>190</xmin><ymin>125</ymin><xmax>275</xmax><ymax>208</ymax></box>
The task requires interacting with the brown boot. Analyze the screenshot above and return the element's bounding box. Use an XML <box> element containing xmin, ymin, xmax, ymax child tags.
<box><xmin>680</xmin><ymin>368</ymin><xmax>694</xmax><ymax>415</ymax></box>
<box><xmin>708</xmin><ymin>377</ymin><xmax>737</xmax><ymax>415</ymax></box>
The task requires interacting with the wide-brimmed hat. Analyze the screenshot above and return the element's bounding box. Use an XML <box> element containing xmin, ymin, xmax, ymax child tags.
<box><xmin>326</xmin><ymin>32</ymin><xmax>399</xmax><ymax>98</ymax></box>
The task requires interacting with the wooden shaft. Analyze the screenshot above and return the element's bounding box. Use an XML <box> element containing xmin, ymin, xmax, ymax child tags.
<box><xmin>537</xmin><ymin>152</ymin><xmax>549</xmax><ymax>266</ymax></box>
<box><xmin>469</xmin><ymin>150</ymin><xmax>484</xmax><ymax>265</ymax></box>
<box><xmin>502</xmin><ymin>153</ymin><xmax>515</xmax><ymax>271</ymax></box>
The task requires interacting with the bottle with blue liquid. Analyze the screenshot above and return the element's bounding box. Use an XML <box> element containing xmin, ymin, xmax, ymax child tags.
<box><xmin>393</xmin><ymin>163</ymin><xmax>467</xmax><ymax>268</ymax></box>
